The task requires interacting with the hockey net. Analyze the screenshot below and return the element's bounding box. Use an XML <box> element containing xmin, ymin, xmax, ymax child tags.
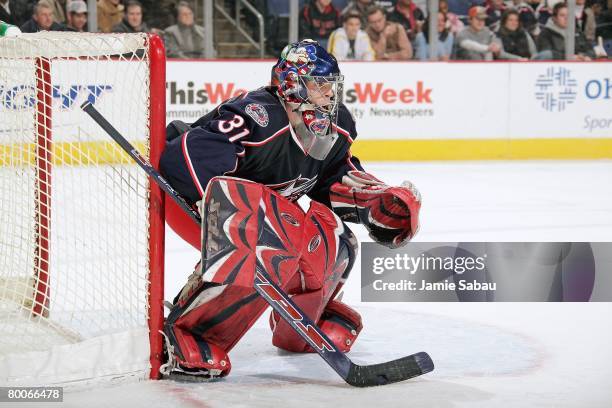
<box><xmin>0</xmin><ymin>32</ymin><xmax>165</xmax><ymax>386</ymax></box>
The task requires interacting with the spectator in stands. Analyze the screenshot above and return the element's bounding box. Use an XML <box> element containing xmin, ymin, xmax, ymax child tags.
<box><xmin>66</xmin><ymin>0</ymin><xmax>88</xmax><ymax>32</ymax></box>
<box><xmin>98</xmin><ymin>0</ymin><xmax>124</xmax><ymax>33</ymax></box>
<box><xmin>453</xmin><ymin>6</ymin><xmax>504</xmax><ymax>59</ymax></box>
<box><xmin>12</xmin><ymin>1</ymin><xmax>38</xmax><ymax>27</ymax></box>
<box><xmin>496</xmin><ymin>9</ymin><xmax>536</xmax><ymax>59</ymax></box>
<box><xmin>342</xmin><ymin>0</ymin><xmax>374</xmax><ymax>26</ymax></box>
<box><xmin>485</xmin><ymin>0</ymin><xmax>507</xmax><ymax>31</ymax></box>
<box><xmin>112</xmin><ymin>1</ymin><xmax>150</xmax><ymax>33</ymax></box>
<box><xmin>592</xmin><ymin>0</ymin><xmax>612</xmax><ymax>41</ymax></box>
<box><xmin>512</xmin><ymin>0</ymin><xmax>540</xmax><ymax>37</ymax></box>
<box><xmin>440</xmin><ymin>0</ymin><xmax>465</xmax><ymax>34</ymax></box>
<box><xmin>299</xmin><ymin>0</ymin><xmax>341</xmax><ymax>49</ymax></box>
<box><xmin>164</xmin><ymin>1</ymin><xmax>206</xmax><ymax>59</ymax></box>
<box><xmin>537</xmin><ymin>2</ymin><xmax>596</xmax><ymax>59</ymax></box>
<box><xmin>447</xmin><ymin>0</ymin><xmax>485</xmax><ymax>16</ymax></box>
<box><xmin>328</xmin><ymin>10</ymin><xmax>375</xmax><ymax>60</ymax></box>
<box><xmin>414</xmin><ymin>11</ymin><xmax>454</xmax><ymax>60</ymax></box>
<box><xmin>0</xmin><ymin>0</ymin><xmax>21</xmax><ymax>25</ymax></box>
<box><xmin>20</xmin><ymin>1</ymin><xmax>66</xmax><ymax>32</ymax></box>
<box><xmin>375</xmin><ymin>0</ymin><xmax>398</xmax><ymax>14</ymax></box>
<box><xmin>535</xmin><ymin>0</ymin><xmax>554</xmax><ymax>26</ymax></box>
<box><xmin>576</xmin><ymin>0</ymin><xmax>597</xmax><ymax>42</ymax></box>
<box><xmin>388</xmin><ymin>0</ymin><xmax>425</xmax><ymax>40</ymax></box>
<box><xmin>39</xmin><ymin>0</ymin><xmax>65</xmax><ymax>24</ymax></box>
<box><xmin>139</xmin><ymin>0</ymin><xmax>177</xmax><ymax>30</ymax></box>
<box><xmin>366</xmin><ymin>5</ymin><xmax>413</xmax><ymax>59</ymax></box>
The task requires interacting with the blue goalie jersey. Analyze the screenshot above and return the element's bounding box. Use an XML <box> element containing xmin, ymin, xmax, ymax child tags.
<box><xmin>160</xmin><ymin>86</ymin><xmax>364</xmax><ymax>207</ymax></box>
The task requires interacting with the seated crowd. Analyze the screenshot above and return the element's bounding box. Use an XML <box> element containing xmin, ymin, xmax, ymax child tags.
<box><xmin>308</xmin><ymin>0</ymin><xmax>608</xmax><ymax>60</ymax></box>
<box><xmin>2</xmin><ymin>0</ymin><xmax>206</xmax><ymax>58</ymax></box>
<box><xmin>1</xmin><ymin>0</ymin><xmax>609</xmax><ymax>60</ymax></box>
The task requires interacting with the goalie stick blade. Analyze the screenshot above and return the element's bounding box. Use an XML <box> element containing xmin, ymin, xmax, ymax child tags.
<box><xmin>254</xmin><ymin>270</ymin><xmax>434</xmax><ymax>387</ymax></box>
<box><xmin>345</xmin><ymin>351</ymin><xmax>434</xmax><ymax>387</ymax></box>
<box><xmin>164</xmin><ymin>371</ymin><xmax>223</xmax><ymax>383</ymax></box>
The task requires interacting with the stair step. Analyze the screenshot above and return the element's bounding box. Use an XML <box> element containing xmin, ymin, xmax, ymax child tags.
<box><xmin>216</xmin><ymin>43</ymin><xmax>264</xmax><ymax>58</ymax></box>
<box><xmin>216</xmin><ymin>41</ymin><xmax>261</xmax><ymax>49</ymax></box>
<box><xmin>216</xmin><ymin>32</ymin><xmax>246</xmax><ymax>42</ymax></box>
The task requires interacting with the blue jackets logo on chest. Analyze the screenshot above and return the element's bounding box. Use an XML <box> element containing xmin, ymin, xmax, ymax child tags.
<box><xmin>245</xmin><ymin>103</ymin><xmax>269</xmax><ymax>127</ymax></box>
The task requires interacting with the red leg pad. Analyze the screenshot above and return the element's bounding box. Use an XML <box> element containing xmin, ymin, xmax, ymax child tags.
<box><xmin>270</xmin><ymin>298</ymin><xmax>362</xmax><ymax>353</ymax></box>
<box><xmin>269</xmin><ymin>290</ymin><xmax>327</xmax><ymax>352</ymax></box>
<box><xmin>318</xmin><ymin>299</ymin><xmax>363</xmax><ymax>353</ymax></box>
<box><xmin>168</xmin><ymin>325</ymin><xmax>232</xmax><ymax>376</ymax></box>
<box><xmin>174</xmin><ymin>284</ymin><xmax>270</xmax><ymax>352</ymax></box>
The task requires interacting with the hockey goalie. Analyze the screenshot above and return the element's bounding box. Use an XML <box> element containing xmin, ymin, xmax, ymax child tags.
<box><xmin>158</xmin><ymin>40</ymin><xmax>421</xmax><ymax>379</ymax></box>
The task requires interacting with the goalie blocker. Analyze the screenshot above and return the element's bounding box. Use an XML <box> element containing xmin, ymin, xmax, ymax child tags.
<box><xmin>162</xmin><ymin>177</ymin><xmax>362</xmax><ymax>378</ymax></box>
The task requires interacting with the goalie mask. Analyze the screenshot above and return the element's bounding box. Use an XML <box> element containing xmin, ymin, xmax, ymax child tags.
<box><xmin>271</xmin><ymin>39</ymin><xmax>344</xmax><ymax>161</ymax></box>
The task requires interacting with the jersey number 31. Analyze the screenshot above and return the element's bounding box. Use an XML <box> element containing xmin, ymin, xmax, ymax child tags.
<box><xmin>218</xmin><ymin>114</ymin><xmax>250</xmax><ymax>141</ymax></box>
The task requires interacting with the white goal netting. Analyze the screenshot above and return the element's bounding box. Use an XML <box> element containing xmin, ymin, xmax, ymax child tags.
<box><xmin>0</xmin><ymin>32</ymin><xmax>165</xmax><ymax>385</ymax></box>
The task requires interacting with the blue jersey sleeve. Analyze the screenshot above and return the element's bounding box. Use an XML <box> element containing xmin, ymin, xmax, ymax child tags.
<box><xmin>160</xmin><ymin>103</ymin><xmax>253</xmax><ymax>204</ymax></box>
<box><xmin>308</xmin><ymin>148</ymin><xmax>365</xmax><ymax>208</ymax></box>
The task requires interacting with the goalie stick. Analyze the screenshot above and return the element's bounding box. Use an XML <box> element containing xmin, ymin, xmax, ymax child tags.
<box><xmin>81</xmin><ymin>101</ymin><xmax>434</xmax><ymax>387</ymax></box>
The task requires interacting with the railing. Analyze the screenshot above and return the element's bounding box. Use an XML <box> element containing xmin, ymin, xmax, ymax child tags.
<box><xmin>87</xmin><ymin>0</ymin><xmax>97</xmax><ymax>32</ymax></box>
<box><xmin>214</xmin><ymin>0</ymin><xmax>265</xmax><ymax>58</ymax></box>
<box><xmin>566</xmin><ymin>1</ymin><xmax>576</xmax><ymax>60</ymax></box>
<box><xmin>289</xmin><ymin>0</ymin><xmax>299</xmax><ymax>44</ymax></box>
<box><xmin>204</xmin><ymin>0</ymin><xmax>214</xmax><ymax>58</ymax></box>
<box><xmin>427</xmin><ymin>0</ymin><xmax>439</xmax><ymax>61</ymax></box>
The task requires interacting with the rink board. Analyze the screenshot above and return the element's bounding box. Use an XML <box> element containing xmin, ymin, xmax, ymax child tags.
<box><xmin>166</xmin><ymin>60</ymin><xmax>612</xmax><ymax>160</ymax></box>
<box><xmin>2</xmin><ymin>60</ymin><xmax>610</xmax><ymax>162</ymax></box>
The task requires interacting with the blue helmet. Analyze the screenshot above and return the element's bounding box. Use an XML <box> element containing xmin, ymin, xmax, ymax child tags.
<box><xmin>271</xmin><ymin>40</ymin><xmax>344</xmax><ymax>160</ymax></box>
<box><xmin>271</xmin><ymin>39</ymin><xmax>343</xmax><ymax>113</ymax></box>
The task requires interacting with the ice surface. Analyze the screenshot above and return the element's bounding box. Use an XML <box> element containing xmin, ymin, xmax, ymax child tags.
<box><xmin>50</xmin><ymin>161</ymin><xmax>612</xmax><ymax>408</ymax></box>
